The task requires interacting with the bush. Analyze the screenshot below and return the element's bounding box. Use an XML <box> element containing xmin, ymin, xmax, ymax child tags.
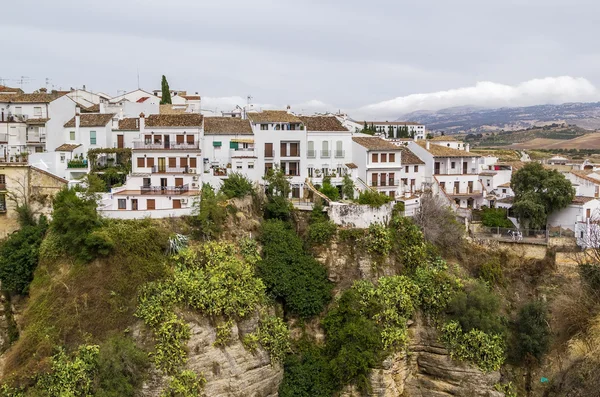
<box><xmin>390</xmin><ymin>217</ymin><xmax>428</xmax><ymax>272</ymax></box>
<box><xmin>39</xmin><ymin>345</ymin><xmax>100</xmax><ymax>396</ymax></box>
<box><xmin>256</xmin><ymin>315</ymin><xmax>291</xmax><ymax>364</ymax></box>
<box><xmin>192</xmin><ymin>183</ymin><xmax>227</xmax><ymax>240</ymax></box>
<box><xmin>279</xmin><ymin>342</ymin><xmax>334</xmax><ymax>397</ymax></box>
<box><xmin>357</xmin><ymin>190</ymin><xmax>392</xmax><ymax>207</ymax></box>
<box><xmin>440</xmin><ymin>321</ymin><xmax>505</xmax><ymax>372</ymax></box>
<box><xmin>258</xmin><ymin>220</ymin><xmax>332</xmax><ymax>318</ymax></box>
<box><xmin>161</xmin><ymin>370</ymin><xmax>205</xmax><ymax>397</ymax></box>
<box><xmin>413</xmin><ymin>259</ymin><xmax>461</xmax><ymax>315</ymax></box>
<box><xmin>364</xmin><ymin>223</ymin><xmax>392</xmax><ymax>256</ymax></box>
<box><xmin>511</xmin><ymin>301</ymin><xmax>550</xmax><ymax>364</ymax></box>
<box><xmin>478</xmin><ymin>257</ymin><xmax>504</xmax><ymax>286</ymax></box>
<box><xmin>96</xmin><ymin>336</ymin><xmax>149</xmax><ymax>397</ymax></box>
<box><xmin>446</xmin><ymin>280</ymin><xmax>507</xmax><ymax>336</ymax></box>
<box><xmin>221</xmin><ymin>172</ymin><xmax>254</xmax><ymax>199</ymax></box>
<box><xmin>308</xmin><ymin>221</ymin><xmax>337</xmax><ymax>245</ymax></box>
<box><xmin>319</xmin><ymin>181</ymin><xmax>339</xmax><ymax>202</ymax></box>
<box><xmin>481</xmin><ymin>207</ymin><xmax>514</xmax><ymax>228</ymax></box>
<box><xmin>265</xmin><ymin>195</ymin><xmax>292</xmax><ymax>221</ymax></box>
<box><xmin>342</xmin><ymin>174</ymin><xmax>355</xmax><ymax>200</ymax></box>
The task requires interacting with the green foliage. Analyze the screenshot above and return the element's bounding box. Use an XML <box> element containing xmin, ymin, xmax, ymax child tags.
<box><xmin>390</xmin><ymin>217</ymin><xmax>428</xmax><ymax>272</ymax></box>
<box><xmin>160</xmin><ymin>75</ymin><xmax>172</xmax><ymax>105</ymax></box>
<box><xmin>256</xmin><ymin>315</ymin><xmax>291</xmax><ymax>364</ymax></box>
<box><xmin>152</xmin><ymin>315</ymin><xmax>190</xmax><ymax>374</ymax></box>
<box><xmin>357</xmin><ymin>189</ymin><xmax>393</xmax><ymax>207</ymax></box>
<box><xmin>192</xmin><ymin>183</ymin><xmax>227</xmax><ymax>240</ymax></box>
<box><xmin>242</xmin><ymin>333</ymin><xmax>260</xmax><ymax>352</ymax></box>
<box><xmin>239</xmin><ymin>237</ymin><xmax>260</xmax><ymax>266</ymax></box>
<box><xmin>214</xmin><ymin>319</ymin><xmax>234</xmax><ymax>347</ymax></box>
<box><xmin>160</xmin><ymin>370</ymin><xmax>205</xmax><ymax>397</ymax></box>
<box><xmin>39</xmin><ymin>345</ymin><xmax>100</xmax><ymax>397</ymax></box>
<box><xmin>0</xmin><ymin>219</ymin><xmax>47</xmax><ymax>295</ymax></box>
<box><xmin>51</xmin><ymin>187</ymin><xmax>110</xmax><ymax>262</ymax></box>
<box><xmin>440</xmin><ymin>321</ymin><xmax>505</xmax><ymax>373</ymax></box>
<box><xmin>481</xmin><ymin>207</ymin><xmax>514</xmax><ymax>228</ymax></box>
<box><xmin>76</xmin><ymin>173</ymin><xmax>107</xmax><ymax>195</ymax></box>
<box><xmin>258</xmin><ymin>220</ymin><xmax>332</xmax><ymax>318</ymax></box>
<box><xmin>511</xmin><ymin>162</ymin><xmax>575</xmax><ymax>228</ymax></box>
<box><xmin>96</xmin><ymin>336</ymin><xmax>149</xmax><ymax>397</ymax></box>
<box><xmin>446</xmin><ymin>280</ymin><xmax>507</xmax><ymax>336</ymax></box>
<box><xmin>221</xmin><ymin>172</ymin><xmax>254</xmax><ymax>199</ymax></box>
<box><xmin>319</xmin><ymin>177</ymin><xmax>339</xmax><ymax>202</ymax></box>
<box><xmin>478</xmin><ymin>257</ymin><xmax>505</xmax><ymax>286</ymax></box>
<box><xmin>307</xmin><ymin>221</ymin><xmax>337</xmax><ymax>245</ymax></box>
<box><xmin>413</xmin><ymin>259</ymin><xmax>461</xmax><ymax>315</ymax></box>
<box><xmin>494</xmin><ymin>382</ymin><xmax>518</xmax><ymax>397</ymax></box>
<box><xmin>263</xmin><ymin>167</ymin><xmax>291</xmax><ymax>198</ymax></box>
<box><xmin>364</xmin><ymin>223</ymin><xmax>392</xmax><ymax>256</ymax></box>
<box><xmin>337</xmin><ymin>228</ymin><xmax>365</xmax><ymax>242</ymax></box>
<box><xmin>264</xmin><ymin>195</ymin><xmax>293</xmax><ymax>221</ymax></box>
<box><xmin>342</xmin><ymin>174</ymin><xmax>355</xmax><ymax>200</ymax></box>
<box><xmin>512</xmin><ymin>301</ymin><xmax>550</xmax><ymax>364</ymax></box>
<box><xmin>279</xmin><ymin>342</ymin><xmax>334</xmax><ymax>397</ymax></box>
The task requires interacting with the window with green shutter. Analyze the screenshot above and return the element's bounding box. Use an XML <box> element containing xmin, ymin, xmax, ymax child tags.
<box><xmin>70</xmin><ymin>131</ymin><xmax>75</xmax><ymax>141</ymax></box>
<box><xmin>90</xmin><ymin>131</ymin><xmax>97</xmax><ymax>145</ymax></box>
<box><xmin>213</xmin><ymin>141</ymin><xmax>222</xmax><ymax>147</ymax></box>
<box><xmin>230</xmin><ymin>142</ymin><xmax>239</xmax><ymax>149</ymax></box>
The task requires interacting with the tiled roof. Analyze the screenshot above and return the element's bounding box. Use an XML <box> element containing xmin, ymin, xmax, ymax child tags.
<box><xmin>55</xmin><ymin>143</ymin><xmax>82</xmax><ymax>152</ymax></box>
<box><xmin>497</xmin><ymin>197</ymin><xmax>514</xmax><ymax>204</ymax></box>
<box><xmin>571</xmin><ymin>170</ymin><xmax>600</xmax><ymax>184</ymax></box>
<box><xmin>182</xmin><ymin>95</ymin><xmax>201</xmax><ymax>100</ymax></box>
<box><xmin>298</xmin><ymin>116</ymin><xmax>348</xmax><ymax>132</ymax></box>
<box><xmin>573</xmin><ymin>196</ymin><xmax>597</xmax><ymax>204</ymax></box>
<box><xmin>247</xmin><ymin>110</ymin><xmax>302</xmax><ymax>123</ymax></box>
<box><xmin>417</xmin><ymin>141</ymin><xmax>480</xmax><ymax>158</ymax></box>
<box><xmin>159</xmin><ymin>104</ymin><xmax>186</xmax><ymax>114</ymax></box>
<box><xmin>0</xmin><ymin>93</ymin><xmax>66</xmax><ymax>103</ymax></box>
<box><xmin>116</xmin><ymin>118</ymin><xmax>139</xmax><ymax>130</ymax></box>
<box><xmin>204</xmin><ymin>117</ymin><xmax>253</xmax><ymax>135</ymax></box>
<box><xmin>136</xmin><ymin>97</ymin><xmax>150</xmax><ymax>103</ymax></box>
<box><xmin>497</xmin><ymin>182</ymin><xmax>511</xmax><ymax>187</ymax></box>
<box><xmin>429</xmin><ymin>135</ymin><xmax>458</xmax><ymax>141</ymax></box>
<box><xmin>146</xmin><ymin>114</ymin><xmax>203</xmax><ymax>127</ymax></box>
<box><xmin>479</xmin><ymin>171</ymin><xmax>497</xmax><ymax>176</ymax></box>
<box><xmin>80</xmin><ymin>104</ymin><xmax>100</xmax><ymax>113</ymax></box>
<box><xmin>25</xmin><ymin>118</ymin><xmax>49</xmax><ymax>125</ymax></box>
<box><xmin>345</xmin><ymin>163</ymin><xmax>358</xmax><ymax>169</ymax></box>
<box><xmin>64</xmin><ymin>113</ymin><xmax>114</xmax><ymax>128</ymax></box>
<box><xmin>399</xmin><ymin>147</ymin><xmax>425</xmax><ymax>165</ymax></box>
<box><xmin>357</xmin><ymin>121</ymin><xmax>421</xmax><ymax>126</ymax></box>
<box><xmin>0</xmin><ymin>85</ymin><xmax>23</xmax><ymax>94</ymax></box>
<box><xmin>352</xmin><ymin>137</ymin><xmax>401</xmax><ymax>151</ymax></box>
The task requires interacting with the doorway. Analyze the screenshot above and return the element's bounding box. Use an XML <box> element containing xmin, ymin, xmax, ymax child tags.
<box><xmin>158</xmin><ymin>157</ymin><xmax>166</xmax><ymax>173</ymax></box>
<box><xmin>132</xmin><ymin>199</ymin><xmax>138</xmax><ymax>211</ymax></box>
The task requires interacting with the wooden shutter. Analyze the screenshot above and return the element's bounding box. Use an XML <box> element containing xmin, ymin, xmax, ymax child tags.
<box><xmin>180</xmin><ymin>157</ymin><xmax>188</xmax><ymax>167</ymax></box>
<box><xmin>372</xmin><ymin>153</ymin><xmax>378</xmax><ymax>163</ymax></box>
<box><xmin>381</xmin><ymin>153</ymin><xmax>387</xmax><ymax>163</ymax></box>
<box><xmin>189</xmin><ymin>157</ymin><xmax>197</xmax><ymax>168</ymax></box>
<box><xmin>147</xmin><ymin>199</ymin><xmax>155</xmax><ymax>210</ymax></box>
<box><xmin>137</xmin><ymin>157</ymin><xmax>145</xmax><ymax>167</ymax></box>
<box><xmin>173</xmin><ymin>199</ymin><xmax>182</xmax><ymax>209</ymax></box>
<box><xmin>146</xmin><ymin>157</ymin><xmax>155</xmax><ymax>167</ymax></box>
<box><xmin>186</xmin><ymin>135</ymin><xmax>194</xmax><ymax>144</ymax></box>
<box><xmin>117</xmin><ymin>135</ymin><xmax>124</xmax><ymax>148</ymax></box>
<box><xmin>175</xmin><ymin>178</ymin><xmax>183</xmax><ymax>187</ymax></box>
<box><xmin>290</xmin><ymin>142</ymin><xmax>298</xmax><ymax>156</ymax></box>
<box><xmin>280</xmin><ymin>142</ymin><xmax>287</xmax><ymax>157</ymax></box>
<box><xmin>265</xmin><ymin>143</ymin><xmax>273</xmax><ymax>157</ymax></box>
<box><xmin>371</xmin><ymin>173</ymin><xmax>378</xmax><ymax>186</ymax></box>
<box><xmin>389</xmin><ymin>153</ymin><xmax>395</xmax><ymax>162</ymax></box>
<box><xmin>176</xmin><ymin>135</ymin><xmax>184</xmax><ymax>144</ymax></box>
<box><xmin>169</xmin><ymin>157</ymin><xmax>177</xmax><ymax>168</ymax></box>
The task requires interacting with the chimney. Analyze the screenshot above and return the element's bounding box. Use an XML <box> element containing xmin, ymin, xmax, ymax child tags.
<box><xmin>139</xmin><ymin>112</ymin><xmax>145</xmax><ymax>134</ymax></box>
<box><xmin>83</xmin><ymin>84</ymin><xmax>86</xmax><ymax>91</ymax></box>
<box><xmin>75</xmin><ymin>107</ymin><xmax>81</xmax><ymax>138</ymax></box>
<box><xmin>426</xmin><ymin>141</ymin><xmax>430</xmax><ymax>150</ymax></box>
<box><xmin>99</xmin><ymin>101</ymin><xmax>105</xmax><ymax>114</ymax></box>
<box><xmin>466</xmin><ymin>143</ymin><xmax>470</xmax><ymax>152</ymax></box>
<box><xmin>286</xmin><ymin>105</ymin><xmax>291</xmax><ymax>114</ymax></box>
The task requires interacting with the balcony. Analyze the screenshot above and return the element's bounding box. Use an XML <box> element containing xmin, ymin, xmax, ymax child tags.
<box><xmin>334</xmin><ymin>150</ymin><xmax>345</xmax><ymax>158</ymax></box>
<box><xmin>67</xmin><ymin>159</ymin><xmax>89</xmax><ymax>169</ymax></box>
<box><xmin>321</xmin><ymin>150</ymin><xmax>331</xmax><ymax>158</ymax></box>
<box><xmin>231</xmin><ymin>148</ymin><xmax>256</xmax><ymax>157</ymax></box>
<box><xmin>151</xmin><ymin>166</ymin><xmax>194</xmax><ymax>174</ymax></box>
<box><xmin>307</xmin><ymin>150</ymin><xmax>316</xmax><ymax>159</ymax></box>
<box><xmin>140</xmin><ymin>184</ymin><xmax>190</xmax><ymax>195</ymax></box>
<box><xmin>133</xmin><ymin>141</ymin><xmax>200</xmax><ymax>150</ymax></box>
<box><xmin>370</xmin><ymin>180</ymin><xmax>400</xmax><ymax>187</ymax></box>
<box><xmin>281</xmin><ymin>151</ymin><xmax>300</xmax><ymax>158</ymax></box>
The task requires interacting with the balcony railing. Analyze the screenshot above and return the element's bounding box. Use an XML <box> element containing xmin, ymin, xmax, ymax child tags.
<box><xmin>281</xmin><ymin>151</ymin><xmax>300</xmax><ymax>157</ymax></box>
<box><xmin>133</xmin><ymin>141</ymin><xmax>200</xmax><ymax>150</ymax></box>
<box><xmin>334</xmin><ymin>150</ymin><xmax>345</xmax><ymax>158</ymax></box>
<box><xmin>67</xmin><ymin>160</ymin><xmax>89</xmax><ymax>169</ymax></box>
<box><xmin>140</xmin><ymin>184</ymin><xmax>190</xmax><ymax>195</ymax></box>
<box><xmin>370</xmin><ymin>180</ymin><xmax>400</xmax><ymax>187</ymax></box>
<box><xmin>307</xmin><ymin>150</ymin><xmax>316</xmax><ymax>158</ymax></box>
<box><xmin>151</xmin><ymin>165</ymin><xmax>193</xmax><ymax>174</ymax></box>
<box><xmin>321</xmin><ymin>150</ymin><xmax>331</xmax><ymax>158</ymax></box>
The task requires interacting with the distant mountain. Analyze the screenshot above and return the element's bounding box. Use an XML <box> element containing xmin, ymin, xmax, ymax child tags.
<box><xmin>399</xmin><ymin>102</ymin><xmax>600</xmax><ymax>133</ymax></box>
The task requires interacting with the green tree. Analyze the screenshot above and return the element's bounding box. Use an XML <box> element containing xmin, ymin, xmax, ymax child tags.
<box><xmin>357</xmin><ymin>189</ymin><xmax>392</xmax><ymax>207</ymax></box>
<box><xmin>160</xmin><ymin>75</ymin><xmax>172</xmax><ymax>105</ymax></box>
<box><xmin>512</xmin><ymin>301</ymin><xmax>550</xmax><ymax>364</ymax></box>
<box><xmin>511</xmin><ymin>162</ymin><xmax>574</xmax><ymax>228</ymax></box>
<box><xmin>481</xmin><ymin>207</ymin><xmax>514</xmax><ymax>228</ymax></box>
<box><xmin>342</xmin><ymin>174</ymin><xmax>355</xmax><ymax>200</ymax></box>
<box><xmin>319</xmin><ymin>176</ymin><xmax>339</xmax><ymax>202</ymax></box>
<box><xmin>221</xmin><ymin>172</ymin><xmax>254</xmax><ymax>199</ymax></box>
<box><xmin>192</xmin><ymin>183</ymin><xmax>226</xmax><ymax>240</ymax></box>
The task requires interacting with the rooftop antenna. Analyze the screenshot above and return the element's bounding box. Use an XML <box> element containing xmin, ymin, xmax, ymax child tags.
<box><xmin>18</xmin><ymin>76</ymin><xmax>31</xmax><ymax>89</ymax></box>
<box><xmin>247</xmin><ymin>95</ymin><xmax>252</xmax><ymax>106</ymax></box>
<box><xmin>45</xmin><ymin>78</ymin><xmax>52</xmax><ymax>89</ymax></box>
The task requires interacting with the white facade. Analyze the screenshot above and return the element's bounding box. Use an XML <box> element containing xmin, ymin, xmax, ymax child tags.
<box><xmin>352</xmin><ymin>137</ymin><xmax>404</xmax><ymax>199</ymax></box>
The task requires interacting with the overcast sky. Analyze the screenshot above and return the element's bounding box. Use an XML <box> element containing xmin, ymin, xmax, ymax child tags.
<box><xmin>3</xmin><ymin>0</ymin><xmax>600</xmax><ymax>119</ymax></box>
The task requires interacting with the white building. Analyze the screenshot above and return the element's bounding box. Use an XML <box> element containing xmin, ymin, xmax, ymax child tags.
<box><xmin>348</xmin><ymin>120</ymin><xmax>426</xmax><ymax>140</ymax></box>
<box><xmin>566</xmin><ymin>171</ymin><xmax>600</xmax><ymax>198</ymax></box>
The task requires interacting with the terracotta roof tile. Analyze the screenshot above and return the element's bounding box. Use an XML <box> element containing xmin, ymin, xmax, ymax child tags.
<box><xmin>81</xmin><ymin>104</ymin><xmax>100</xmax><ymax>113</ymax></box>
<box><xmin>204</xmin><ymin>117</ymin><xmax>252</xmax><ymax>135</ymax></box>
<box><xmin>55</xmin><ymin>143</ymin><xmax>82</xmax><ymax>152</ymax></box>
<box><xmin>116</xmin><ymin>118</ymin><xmax>139</xmax><ymax>130</ymax></box>
<box><xmin>136</xmin><ymin>97</ymin><xmax>150</xmax><ymax>103</ymax></box>
<box><xmin>399</xmin><ymin>147</ymin><xmax>425</xmax><ymax>165</ymax></box>
<box><xmin>0</xmin><ymin>92</ymin><xmax>66</xmax><ymax>103</ymax></box>
<box><xmin>571</xmin><ymin>170</ymin><xmax>600</xmax><ymax>184</ymax></box>
<box><xmin>182</xmin><ymin>95</ymin><xmax>201</xmax><ymax>100</ymax></box>
<box><xmin>0</xmin><ymin>85</ymin><xmax>23</xmax><ymax>94</ymax></box>
<box><xmin>497</xmin><ymin>182</ymin><xmax>511</xmax><ymax>187</ymax></box>
<box><xmin>159</xmin><ymin>104</ymin><xmax>186</xmax><ymax>114</ymax></box>
<box><xmin>352</xmin><ymin>137</ymin><xmax>401</xmax><ymax>151</ymax></box>
<box><xmin>345</xmin><ymin>163</ymin><xmax>358</xmax><ymax>169</ymax></box>
<box><xmin>25</xmin><ymin>118</ymin><xmax>50</xmax><ymax>125</ymax></box>
<box><xmin>573</xmin><ymin>196</ymin><xmax>597</xmax><ymax>204</ymax></box>
<box><xmin>64</xmin><ymin>113</ymin><xmax>114</xmax><ymax>128</ymax></box>
<box><xmin>146</xmin><ymin>114</ymin><xmax>203</xmax><ymax>127</ymax></box>
<box><xmin>417</xmin><ymin>141</ymin><xmax>480</xmax><ymax>158</ymax></box>
<box><xmin>298</xmin><ymin>116</ymin><xmax>348</xmax><ymax>132</ymax></box>
<box><xmin>479</xmin><ymin>171</ymin><xmax>497</xmax><ymax>176</ymax></box>
<box><xmin>247</xmin><ymin>110</ymin><xmax>302</xmax><ymax>123</ymax></box>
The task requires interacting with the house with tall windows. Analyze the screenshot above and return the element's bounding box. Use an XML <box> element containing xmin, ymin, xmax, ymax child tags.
<box><xmin>343</xmin><ymin>120</ymin><xmax>426</xmax><ymax>140</ymax></box>
<box><xmin>97</xmin><ymin>113</ymin><xmax>203</xmax><ymax>218</ymax></box>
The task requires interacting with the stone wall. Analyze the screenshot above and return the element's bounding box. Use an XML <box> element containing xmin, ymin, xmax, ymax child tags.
<box><xmin>327</xmin><ymin>202</ymin><xmax>393</xmax><ymax>228</ymax></box>
<box><xmin>496</xmin><ymin>241</ymin><xmax>548</xmax><ymax>259</ymax></box>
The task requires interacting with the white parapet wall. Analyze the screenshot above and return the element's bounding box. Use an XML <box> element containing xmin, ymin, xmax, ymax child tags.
<box><xmin>327</xmin><ymin>202</ymin><xmax>394</xmax><ymax>228</ymax></box>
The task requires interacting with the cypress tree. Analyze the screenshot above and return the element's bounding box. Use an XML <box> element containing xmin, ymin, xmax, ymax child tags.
<box><xmin>160</xmin><ymin>75</ymin><xmax>172</xmax><ymax>105</ymax></box>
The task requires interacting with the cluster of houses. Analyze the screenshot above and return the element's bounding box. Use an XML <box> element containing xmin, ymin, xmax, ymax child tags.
<box><xmin>3</xmin><ymin>84</ymin><xmax>600</xmax><ymax>246</ymax></box>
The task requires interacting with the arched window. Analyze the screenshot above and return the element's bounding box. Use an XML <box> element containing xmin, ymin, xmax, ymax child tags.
<box><xmin>335</xmin><ymin>140</ymin><xmax>343</xmax><ymax>158</ymax></box>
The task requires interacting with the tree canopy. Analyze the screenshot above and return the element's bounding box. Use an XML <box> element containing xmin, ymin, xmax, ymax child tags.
<box><xmin>510</xmin><ymin>162</ymin><xmax>574</xmax><ymax>229</ymax></box>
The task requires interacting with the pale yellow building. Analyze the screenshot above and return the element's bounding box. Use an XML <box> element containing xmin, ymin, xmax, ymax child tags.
<box><xmin>0</xmin><ymin>163</ymin><xmax>67</xmax><ymax>238</ymax></box>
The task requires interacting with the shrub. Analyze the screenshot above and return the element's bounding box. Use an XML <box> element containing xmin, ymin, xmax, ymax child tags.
<box><xmin>357</xmin><ymin>190</ymin><xmax>392</xmax><ymax>207</ymax></box>
<box><xmin>39</xmin><ymin>345</ymin><xmax>100</xmax><ymax>396</ymax></box>
<box><xmin>258</xmin><ymin>220</ymin><xmax>332</xmax><ymax>318</ymax></box>
<box><xmin>342</xmin><ymin>174</ymin><xmax>355</xmax><ymax>200</ymax></box>
<box><xmin>364</xmin><ymin>223</ymin><xmax>392</xmax><ymax>256</ymax></box>
<box><xmin>446</xmin><ymin>280</ymin><xmax>507</xmax><ymax>336</ymax></box>
<box><xmin>192</xmin><ymin>183</ymin><xmax>227</xmax><ymax>240</ymax></box>
<box><xmin>338</xmin><ymin>228</ymin><xmax>365</xmax><ymax>243</ymax></box>
<box><xmin>221</xmin><ymin>172</ymin><xmax>254</xmax><ymax>199</ymax></box>
<box><xmin>279</xmin><ymin>342</ymin><xmax>334</xmax><ymax>397</ymax></box>
<box><xmin>440</xmin><ymin>320</ymin><xmax>505</xmax><ymax>372</ymax></box>
<box><xmin>256</xmin><ymin>315</ymin><xmax>291</xmax><ymax>364</ymax></box>
<box><xmin>239</xmin><ymin>237</ymin><xmax>260</xmax><ymax>266</ymax></box>
<box><xmin>413</xmin><ymin>259</ymin><xmax>461</xmax><ymax>315</ymax></box>
<box><xmin>478</xmin><ymin>257</ymin><xmax>504</xmax><ymax>286</ymax></box>
<box><xmin>265</xmin><ymin>195</ymin><xmax>292</xmax><ymax>221</ymax></box>
<box><xmin>390</xmin><ymin>217</ymin><xmax>428</xmax><ymax>272</ymax></box>
<box><xmin>160</xmin><ymin>370</ymin><xmax>205</xmax><ymax>397</ymax></box>
<box><xmin>512</xmin><ymin>301</ymin><xmax>550</xmax><ymax>364</ymax></box>
<box><xmin>319</xmin><ymin>182</ymin><xmax>339</xmax><ymax>202</ymax></box>
<box><xmin>96</xmin><ymin>336</ymin><xmax>149</xmax><ymax>397</ymax></box>
<box><xmin>308</xmin><ymin>221</ymin><xmax>337</xmax><ymax>245</ymax></box>
<box><xmin>481</xmin><ymin>207</ymin><xmax>514</xmax><ymax>228</ymax></box>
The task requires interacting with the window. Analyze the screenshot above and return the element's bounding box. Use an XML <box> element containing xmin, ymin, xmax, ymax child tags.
<box><xmin>169</xmin><ymin>157</ymin><xmax>177</xmax><ymax>168</ymax></box>
<box><xmin>289</xmin><ymin>142</ymin><xmax>299</xmax><ymax>156</ymax></box>
<box><xmin>502</xmin><ymin>189</ymin><xmax>507</xmax><ymax>194</ymax></box>
<box><xmin>213</xmin><ymin>141</ymin><xmax>222</xmax><ymax>147</ymax></box>
<box><xmin>180</xmin><ymin>157</ymin><xmax>188</xmax><ymax>168</ymax></box>
<box><xmin>322</xmin><ymin>141</ymin><xmax>329</xmax><ymax>158</ymax></box>
<box><xmin>34</xmin><ymin>107</ymin><xmax>42</xmax><ymax>117</ymax></box>
<box><xmin>90</xmin><ymin>131</ymin><xmax>97</xmax><ymax>145</ymax></box>
<box><xmin>70</xmin><ymin>131</ymin><xmax>75</xmax><ymax>141</ymax></box>
<box><xmin>118</xmin><ymin>199</ymin><xmax>126</xmax><ymax>210</ymax></box>
<box><xmin>189</xmin><ymin>158</ymin><xmax>197</xmax><ymax>168</ymax></box>
<box><xmin>381</xmin><ymin>153</ymin><xmax>387</xmax><ymax>162</ymax></box>
<box><xmin>0</xmin><ymin>193</ymin><xmax>6</xmax><ymax>212</ymax></box>
<box><xmin>389</xmin><ymin>153</ymin><xmax>395</xmax><ymax>163</ymax></box>
<box><xmin>371</xmin><ymin>153</ymin><xmax>378</xmax><ymax>163</ymax></box>
<box><xmin>0</xmin><ymin>174</ymin><xmax>4</xmax><ymax>185</ymax></box>
<box><xmin>147</xmin><ymin>199</ymin><xmax>155</xmax><ymax>210</ymax></box>
<box><xmin>236</xmin><ymin>163</ymin><xmax>243</xmax><ymax>169</ymax></box>
<box><xmin>265</xmin><ymin>162</ymin><xmax>273</xmax><ymax>176</ymax></box>
<box><xmin>173</xmin><ymin>199</ymin><xmax>182</xmax><ymax>209</ymax></box>
<box><xmin>265</xmin><ymin>143</ymin><xmax>274</xmax><ymax>157</ymax></box>
<box><xmin>307</xmin><ymin>141</ymin><xmax>315</xmax><ymax>158</ymax></box>
<box><xmin>60</xmin><ymin>154</ymin><xmax>65</xmax><ymax>163</ymax></box>
<box><xmin>280</xmin><ymin>142</ymin><xmax>288</xmax><ymax>157</ymax></box>
<box><xmin>137</xmin><ymin>157</ymin><xmax>145</xmax><ymax>168</ymax></box>
<box><xmin>176</xmin><ymin>135</ymin><xmax>184</xmax><ymax>144</ymax></box>
<box><xmin>414</xmin><ymin>166</ymin><xmax>418</xmax><ymax>172</ymax></box>
<box><xmin>248</xmin><ymin>163</ymin><xmax>254</xmax><ymax>169</ymax></box>
<box><xmin>451</xmin><ymin>162</ymin><xmax>456</xmax><ymax>169</ymax></box>
<box><xmin>230</xmin><ymin>141</ymin><xmax>239</xmax><ymax>149</ymax></box>
<box><xmin>405</xmin><ymin>166</ymin><xmax>409</xmax><ymax>173</ymax></box>
<box><xmin>147</xmin><ymin>157</ymin><xmax>155</xmax><ymax>167</ymax></box>
<box><xmin>308</xmin><ymin>166</ymin><xmax>313</xmax><ymax>178</ymax></box>
<box><xmin>261</xmin><ymin>124</ymin><xmax>268</xmax><ymax>130</ymax></box>
<box><xmin>186</xmin><ymin>135</ymin><xmax>194</xmax><ymax>144</ymax></box>
<box><xmin>335</xmin><ymin>141</ymin><xmax>343</xmax><ymax>158</ymax></box>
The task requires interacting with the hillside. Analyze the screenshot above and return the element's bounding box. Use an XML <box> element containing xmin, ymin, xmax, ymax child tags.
<box><xmin>401</xmin><ymin>102</ymin><xmax>600</xmax><ymax>133</ymax></box>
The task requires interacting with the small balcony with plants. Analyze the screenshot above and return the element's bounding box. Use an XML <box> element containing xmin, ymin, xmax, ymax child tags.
<box><xmin>67</xmin><ymin>154</ymin><xmax>88</xmax><ymax>169</ymax></box>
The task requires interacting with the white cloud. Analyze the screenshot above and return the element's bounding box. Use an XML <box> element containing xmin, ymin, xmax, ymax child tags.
<box><xmin>355</xmin><ymin>76</ymin><xmax>600</xmax><ymax>119</ymax></box>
